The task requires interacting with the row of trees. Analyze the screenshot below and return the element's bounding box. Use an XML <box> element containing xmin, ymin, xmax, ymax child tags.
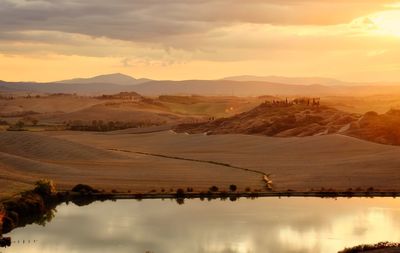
<box><xmin>65</xmin><ymin>120</ymin><xmax>165</xmax><ymax>131</ymax></box>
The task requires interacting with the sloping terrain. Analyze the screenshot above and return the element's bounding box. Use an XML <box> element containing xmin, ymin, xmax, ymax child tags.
<box><xmin>0</xmin><ymin>94</ymin><xmax>265</xmax><ymax>127</ymax></box>
<box><xmin>37</xmin><ymin>103</ymin><xmax>184</xmax><ymax>125</ymax></box>
<box><xmin>175</xmin><ymin>102</ymin><xmax>360</xmax><ymax>137</ymax></box>
<box><xmin>157</xmin><ymin>95</ymin><xmax>266</xmax><ymax>118</ymax></box>
<box><xmin>345</xmin><ymin>109</ymin><xmax>400</xmax><ymax>145</ymax></box>
<box><xmin>175</xmin><ymin>101</ymin><xmax>400</xmax><ymax>146</ymax></box>
<box><xmin>2</xmin><ymin>127</ymin><xmax>400</xmax><ymax>199</ymax></box>
<box><xmin>0</xmin><ymin>131</ymin><xmax>263</xmax><ymax>199</ymax></box>
<box><xmin>0</xmin><ymin>95</ymin><xmax>101</xmax><ymax>115</ymax></box>
<box><xmin>40</xmin><ymin>130</ymin><xmax>400</xmax><ymax>192</ymax></box>
<box><xmin>0</xmin><ymin>93</ymin><xmax>195</xmax><ymax>126</ymax></box>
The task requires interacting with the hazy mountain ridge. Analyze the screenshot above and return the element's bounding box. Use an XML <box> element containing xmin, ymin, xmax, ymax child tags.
<box><xmin>2</xmin><ymin>75</ymin><xmax>400</xmax><ymax>96</ymax></box>
<box><xmin>223</xmin><ymin>75</ymin><xmax>348</xmax><ymax>86</ymax></box>
<box><xmin>57</xmin><ymin>73</ymin><xmax>151</xmax><ymax>86</ymax></box>
<box><xmin>223</xmin><ymin>75</ymin><xmax>400</xmax><ymax>87</ymax></box>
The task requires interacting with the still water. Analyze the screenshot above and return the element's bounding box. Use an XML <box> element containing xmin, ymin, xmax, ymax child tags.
<box><xmin>3</xmin><ymin>197</ymin><xmax>400</xmax><ymax>253</ymax></box>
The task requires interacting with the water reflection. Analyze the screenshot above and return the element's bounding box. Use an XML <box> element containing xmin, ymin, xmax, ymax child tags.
<box><xmin>4</xmin><ymin>198</ymin><xmax>400</xmax><ymax>253</ymax></box>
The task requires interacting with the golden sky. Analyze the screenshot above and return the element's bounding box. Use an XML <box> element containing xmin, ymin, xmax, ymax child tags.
<box><xmin>1</xmin><ymin>0</ymin><xmax>400</xmax><ymax>82</ymax></box>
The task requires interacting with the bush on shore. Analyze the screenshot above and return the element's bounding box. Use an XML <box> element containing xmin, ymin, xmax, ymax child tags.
<box><xmin>34</xmin><ymin>179</ymin><xmax>56</xmax><ymax>196</ymax></box>
<box><xmin>209</xmin><ymin>186</ymin><xmax>219</xmax><ymax>192</ymax></box>
<box><xmin>71</xmin><ymin>184</ymin><xmax>99</xmax><ymax>195</ymax></box>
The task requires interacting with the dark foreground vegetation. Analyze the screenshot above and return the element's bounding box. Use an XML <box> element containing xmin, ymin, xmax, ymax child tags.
<box><xmin>0</xmin><ymin>180</ymin><xmax>61</xmax><ymax>247</ymax></box>
<box><xmin>339</xmin><ymin>242</ymin><xmax>400</xmax><ymax>253</ymax></box>
<box><xmin>65</xmin><ymin>119</ymin><xmax>164</xmax><ymax>131</ymax></box>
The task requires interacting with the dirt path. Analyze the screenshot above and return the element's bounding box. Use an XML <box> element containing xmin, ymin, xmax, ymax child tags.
<box><xmin>109</xmin><ymin>148</ymin><xmax>273</xmax><ymax>190</ymax></box>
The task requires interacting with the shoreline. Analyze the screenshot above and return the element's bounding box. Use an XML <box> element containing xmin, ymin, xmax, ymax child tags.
<box><xmin>2</xmin><ymin>187</ymin><xmax>400</xmax><ymax>249</ymax></box>
<box><xmin>79</xmin><ymin>190</ymin><xmax>400</xmax><ymax>199</ymax></box>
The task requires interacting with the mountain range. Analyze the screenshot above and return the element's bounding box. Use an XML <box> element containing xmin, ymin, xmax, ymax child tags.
<box><xmin>57</xmin><ymin>73</ymin><xmax>151</xmax><ymax>86</ymax></box>
<box><xmin>1</xmin><ymin>73</ymin><xmax>400</xmax><ymax>97</ymax></box>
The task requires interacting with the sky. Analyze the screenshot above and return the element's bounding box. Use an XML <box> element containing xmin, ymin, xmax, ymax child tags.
<box><xmin>1</xmin><ymin>0</ymin><xmax>400</xmax><ymax>82</ymax></box>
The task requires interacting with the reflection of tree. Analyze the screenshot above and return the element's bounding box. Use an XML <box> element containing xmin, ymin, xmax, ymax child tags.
<box><xmin>35</xmin><ymin>208</ymin><xmax>57</xmax><ymax>227</ymax></box>
<box><xmin>176</xmin><ymin>198</ymin><xmax>185</xmax><ymax>205</ymax></box>
<box><xmin>71</xmin><ymin>197</ymin><xmax>96</xmax><ymax>207</ymax></box>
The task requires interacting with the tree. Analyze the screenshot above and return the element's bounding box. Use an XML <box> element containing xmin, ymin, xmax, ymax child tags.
<box><xmin>176</xmin><ymin>188</ymin><xmax>185</xmax><ymax>197</ymax></box>
<box><xmin>209</xmin><ymin>186</ymin><xmax>219</xmax><ymax>192</ymax></box>
<box><xmin>229</xmin><ymin>184</ymin><xmax>237</xmax><ymax>192</ymax></box>
<box><xmin>31</xmin><ymin>118</ymin><xmax>38</xmax><ymax>126</ymax></box>
<box><xmin>15</xmin><ymin>120</ymin><xmax>24</xmax><ymax>129</ymax></box>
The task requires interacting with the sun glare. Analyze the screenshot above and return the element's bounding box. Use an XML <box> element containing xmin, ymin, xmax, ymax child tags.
<box><xmin>370</xmin><ymin>10</ymin><xmax>400</xmax><ymax>37</ymax></box>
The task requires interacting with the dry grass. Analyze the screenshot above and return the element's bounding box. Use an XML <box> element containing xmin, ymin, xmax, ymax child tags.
<box><xmin>1</xmin><ymin>130</ymin><xmax>398</xmax><ymax>196</ymax></box>
<box><xmin>0</xmin><ymin>131</ymin><xmax>263</xmax><ymax>199</ymax></box>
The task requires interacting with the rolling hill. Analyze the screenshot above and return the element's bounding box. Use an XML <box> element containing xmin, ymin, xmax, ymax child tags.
<box><xmin>346</xmin><ymin>109</ymin><xmax>400</xmax><ymax>145</ymax></box>
<box><xmin>57</xmin><ymin>73</ymin><xmax>151</xmax><ymax>86</ymax></box>
<box><xmin>175</xmin><ymin>102</ymin><xmax>360</xmax><ymax>137</ymax></box>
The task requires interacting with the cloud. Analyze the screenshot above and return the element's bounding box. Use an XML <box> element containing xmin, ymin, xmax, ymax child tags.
<box><xmin>0</xmin><ymin>0</ymin><xmax>395</xmax><ymax>44</ymax></box>
<box><xmin>1</xmin><ymin>0</ymin><xmax>400</xmax><ymax>82</ymax></box>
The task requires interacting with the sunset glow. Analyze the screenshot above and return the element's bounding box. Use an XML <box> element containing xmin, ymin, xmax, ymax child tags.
<box><xmin>370</xmin><ymin>10</ymin><xmax>400</xmax><ymax>37</ymax></box>
<box><xmin>0</xmin><ymin>1</ymin><xmax>400</xmax><ymax>82</ymax></box>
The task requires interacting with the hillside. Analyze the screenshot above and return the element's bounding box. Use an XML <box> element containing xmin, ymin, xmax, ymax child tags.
<box><xmin>0</xmin><ymin>93</ymin><xmax>267</xmax><ymax>131</ymax></box>
<box><xmin>175</xmin><ymin>101</ymin><xmax>360</xmax><ymax>137</ymax></box>
<box><xmin>0</xmin><ymin>131</ymin><xmax>263</xmax><ymax>198</ymax></box>
<box><xmin>345</xmin><ymin>109</ymin><xmax>400</xmax><ymax>145</ymax></box>
<box><xmin>175</xmin><ymin>100</ymin><xmax>400</xmax><ymax>146</ymax></box>
<box><xmin>35</xmin><ymin>130</ymin><xmax>400</xmax><ymax>193</ymax></box>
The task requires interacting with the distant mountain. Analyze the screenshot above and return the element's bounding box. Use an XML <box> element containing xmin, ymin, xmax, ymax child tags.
<box><xmin>2</xmin><ymin>78</ymin><xmax>400</xmax><ymax>97</ymax></box>
<box><xmin>223</xmin><ymin>75</ymin><xmax>349</xmax><ymax>86</ymax></box>
<box><xmin>131</xmin><ymin>80</ymin><xmax>340</xmax><ymax>96</ymax></box>
<box><xmin>0</xmin><ymin>80</ymin><xmax>137</xmax><ymax>95</ymax></box>
<box><xmin>57</xmin><ymin>73</ymin><xmax>151</xmax><ymax>86</ymax></box>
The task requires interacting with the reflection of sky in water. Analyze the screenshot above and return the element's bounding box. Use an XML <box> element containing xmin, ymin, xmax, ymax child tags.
<box><xmin>4</xmin><ymin>198</ymin><xmax>400</xmax><ymax>253</ymax></box>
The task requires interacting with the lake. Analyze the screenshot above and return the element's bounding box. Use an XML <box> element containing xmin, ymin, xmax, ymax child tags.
<box><xmin>3</xmin><ymin>197</ymin><xmax>400</xmax><ymax>253</ymax></box>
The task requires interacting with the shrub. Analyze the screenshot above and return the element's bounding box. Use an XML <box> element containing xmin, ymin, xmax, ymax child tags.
<box><xmin>209</xmin><ymin>186</ymin><xmax>219</xmax><ymax>192</ymax></box>
<box><xmin>245</xmin><ymin>187</ymin><xmax>251</xmax><ymax>192</ymax></box>
<box><xmin>0</xmin><ymin>237</ymin><xmax>11</xmax><ymax>247</ymax></box>
<box><xmin>71</xmin><ymin>184</ymin><xmax>98</xmax><ymax>194</ymax></box>
<box><xmin>176</xmin><ymin>188</ymin><xmax>185</xmax><ymax>198</ymax></box>
<box><xmin>15</xmin><ymin>121</ymin><xmax>25</xmax><ymax>128</ymax></box>
<box><xmin>31</xmin><ymin>118</ymin><xmax>38</xmax><ymax>126</ymax></box>
<box><xmin>34</xmin><ymin>179</ymin><xmax>56</xmax><ymax>196</ymax></box>
<box><xmin>229</xmin><ymin>184</ymin><xmax>237</xmax><ymax>192</ymax></box>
